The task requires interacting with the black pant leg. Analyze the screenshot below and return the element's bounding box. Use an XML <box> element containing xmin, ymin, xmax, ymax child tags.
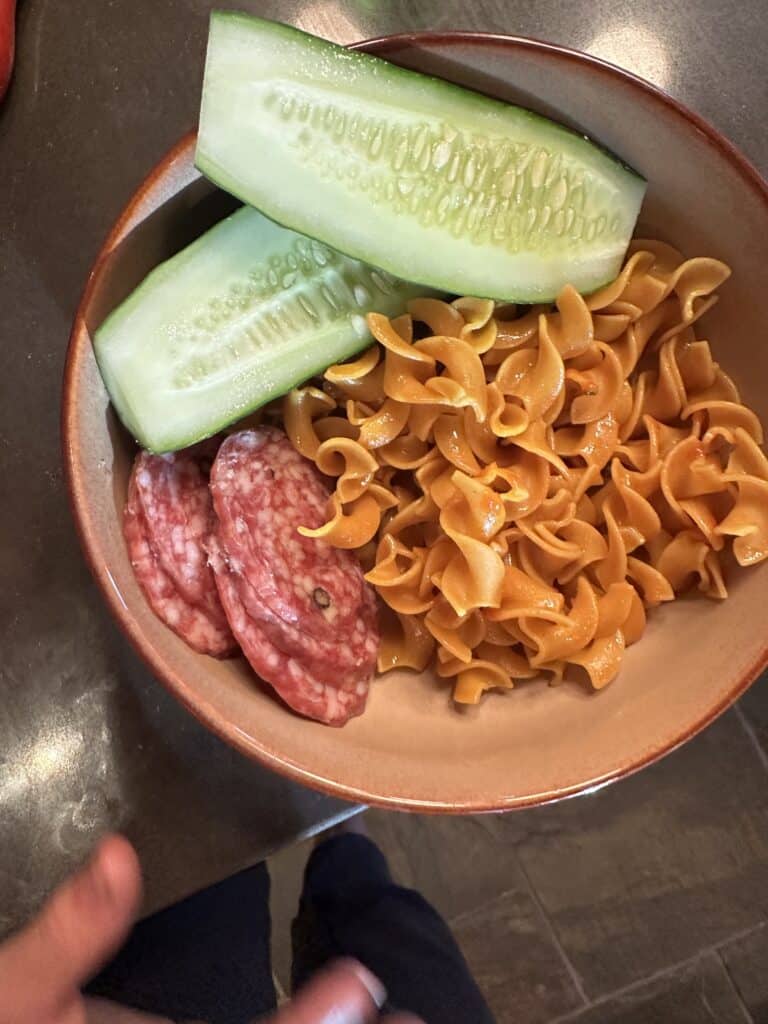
<box><xmin>291</xmin><ymin>833</ymin><xmax>495</xmax><ymax>1024</ymax></box>
<box><xmin>86</xmin><ymin>862</ymin><xmax>277</xmax><ymax>1023</ymax></box>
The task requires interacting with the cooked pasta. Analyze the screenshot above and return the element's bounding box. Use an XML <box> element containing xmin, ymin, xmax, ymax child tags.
<box><xmin>283</xmin><ymin>241</ymin><xmax>768</xmax><ymax>704</ymax></box>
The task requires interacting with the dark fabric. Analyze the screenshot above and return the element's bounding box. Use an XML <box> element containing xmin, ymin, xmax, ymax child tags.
<box><xmin>85</xmin><ymin>862</ymin><xmax>277</xmax><ymax>1024</ymax></box>
<box><xmin>86</xmin><ymin>832</ymin><xmax>494</xmax><ymax>1024</ymax></box>
<box><xmin>292</xmin><ymin>833</ymin><xmax>496</xmax><ymax>1024</ymax></box>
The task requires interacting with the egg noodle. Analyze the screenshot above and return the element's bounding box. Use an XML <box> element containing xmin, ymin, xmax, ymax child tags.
<box><xmin>282</xmin><ymin>241</ymin><xmax>768</xmax><ymax>704</ymax></box>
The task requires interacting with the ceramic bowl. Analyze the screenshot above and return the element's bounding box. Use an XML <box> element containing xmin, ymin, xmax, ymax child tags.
<box><xmin>62</xmin><ymin>32</ymin><xmax>768</xmax><ymax>811</ymax></box>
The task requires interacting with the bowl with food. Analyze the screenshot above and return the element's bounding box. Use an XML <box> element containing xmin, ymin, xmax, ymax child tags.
<box><xmin>62</xmin><ymin>13</ymin><xmax>768</xmax><ymax>811</ymax></box>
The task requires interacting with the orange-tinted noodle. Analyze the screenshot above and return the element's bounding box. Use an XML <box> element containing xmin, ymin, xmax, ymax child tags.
<box><xmin>283</xmin><ymin>241</ymin><xmax>767</xmax><ymax>704</ymax></box>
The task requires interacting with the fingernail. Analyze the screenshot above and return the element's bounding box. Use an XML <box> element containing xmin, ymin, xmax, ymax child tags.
<box><xmin>346</xmin><ymin>961</ymin><xmax>387</xmax><ymax>1009</ymax></box>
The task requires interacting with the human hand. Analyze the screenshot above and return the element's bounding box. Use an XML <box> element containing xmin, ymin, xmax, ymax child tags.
<box><xmin>0</xmin><ymin>834</ymin><xmax>420</xmax><ymax>1024</ymax></box>
<box><xmin>266</xmin><ymin>959</ymin><xmax>423</xmax><ymax>1023</ymax></box>
<box><xmin>0</xmin><ymin>834</ymin><xmax>151</xmax><ymax>1024</ymax></box>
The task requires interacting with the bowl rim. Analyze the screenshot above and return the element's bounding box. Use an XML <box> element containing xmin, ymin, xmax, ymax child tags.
<box><xmin>61</xmin><ymin>30</ymin><xmax>768</xmax><ymax>813</ymax></box>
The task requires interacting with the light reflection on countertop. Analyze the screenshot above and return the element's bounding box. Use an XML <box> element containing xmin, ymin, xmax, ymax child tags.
<box><xmin>23</xmin><ymin>723</ymin><xmax>83</xmax><ymax>788</ymax></box>
<box><xmin>295</xmin><ymin>0</ymin><xmax>363</xmax><ymax>42</ymax></box>
<box><xmin>587</xmin><ymin>21</ymin><xmax>672</xmax><ymax>91</ymax></box>
<box><xmin>0</xmin><ymin>712</ymin><xmax>86</xmax><ymax>809</ymax></box>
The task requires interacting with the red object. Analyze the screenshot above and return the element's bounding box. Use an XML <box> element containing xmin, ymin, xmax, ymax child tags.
<box><xmin>123</xmin><ymin>444</ymin><xmax>236</xmax><ymax>657</ymax></box>
<box><xmin>209</xmin><ymin>428</ymin><xmax>378</xmax><ymax>725</ymax></box>
<box><xmin>0</xmin><ymin>0</ymin><xmax>15</xmax><ymax>101</ymax></box>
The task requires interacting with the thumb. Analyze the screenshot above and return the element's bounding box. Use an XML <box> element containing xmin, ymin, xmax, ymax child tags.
<box><xmin>0</xmin><ymin>834</ymin><xmax>142</xmax><ymax>1015</ymax></box>
<box><xmin>271</xmin><ymin>960</ymin><xmax>386</xmax><ymax>1024</ymax></box>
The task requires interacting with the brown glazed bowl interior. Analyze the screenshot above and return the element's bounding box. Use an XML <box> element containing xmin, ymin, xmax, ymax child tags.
<box><xmin>62</xmin><ymin>33</ymin><xmax>768</xmax><ymax>811</ymax></box>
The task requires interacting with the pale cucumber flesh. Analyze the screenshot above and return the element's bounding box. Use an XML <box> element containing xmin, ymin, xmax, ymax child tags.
<box><xmin>94</xmin><ymin>205</ymin><xmax>436</xmax><ymax>453</ymax></box>
<box><xmin>196</xmin><ymin>13</ymin><xmax>646</xmax><ymax>303</ymax></box>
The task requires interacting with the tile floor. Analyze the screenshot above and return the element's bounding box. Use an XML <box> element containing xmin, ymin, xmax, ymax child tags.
<box><xmin>269</xmin><ymin>670</ymin><xmax>768</xmax><ymax>1022</ymax></box>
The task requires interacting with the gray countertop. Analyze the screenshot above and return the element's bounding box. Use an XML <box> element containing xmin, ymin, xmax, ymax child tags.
<box><xmin>1</xmin><ymin>0</ymin><xmax>766</xmax><ymax>937</ymax></box>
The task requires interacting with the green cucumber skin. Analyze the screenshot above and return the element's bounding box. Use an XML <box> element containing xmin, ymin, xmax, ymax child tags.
<box><xmin>94</xmin><ymin>205</ymin><xmax>437</xmax><ymax>453</ymax></box>
<box><xmin>196</xmin><ymin>12</ymin><xmax>646</xmax><ymax>303</ymax></box>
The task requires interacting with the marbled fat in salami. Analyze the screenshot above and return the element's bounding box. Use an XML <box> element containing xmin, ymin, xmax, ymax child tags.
<box><xmin>209</xmin><ymin>428</ymin><xmax>378</xmax><ymax>725</ymax></box>
<box><xmin>124</xmin><ymin>445</ymin><xmax>236</xmax><ymax>657</ymax></box>
<box><xmin>208</xmin><ymin>536</ymin><xmax>368</xmax><ymax>726</ymax></box>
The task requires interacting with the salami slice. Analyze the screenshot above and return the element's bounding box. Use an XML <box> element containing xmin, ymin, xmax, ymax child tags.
<box><xmin>209</xmin><ymin>427</ymin><xmax>378</xmax><ymax>724</ymax></box>
<box><xmin>124</xmin><ymin>446</ymin><xmax>236</xmax><ymax>657</ymax></box>
<box><xmin>208</xmin><ymin>536</ymin><xmax>367</xmax><ymax>725</ymax></box>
